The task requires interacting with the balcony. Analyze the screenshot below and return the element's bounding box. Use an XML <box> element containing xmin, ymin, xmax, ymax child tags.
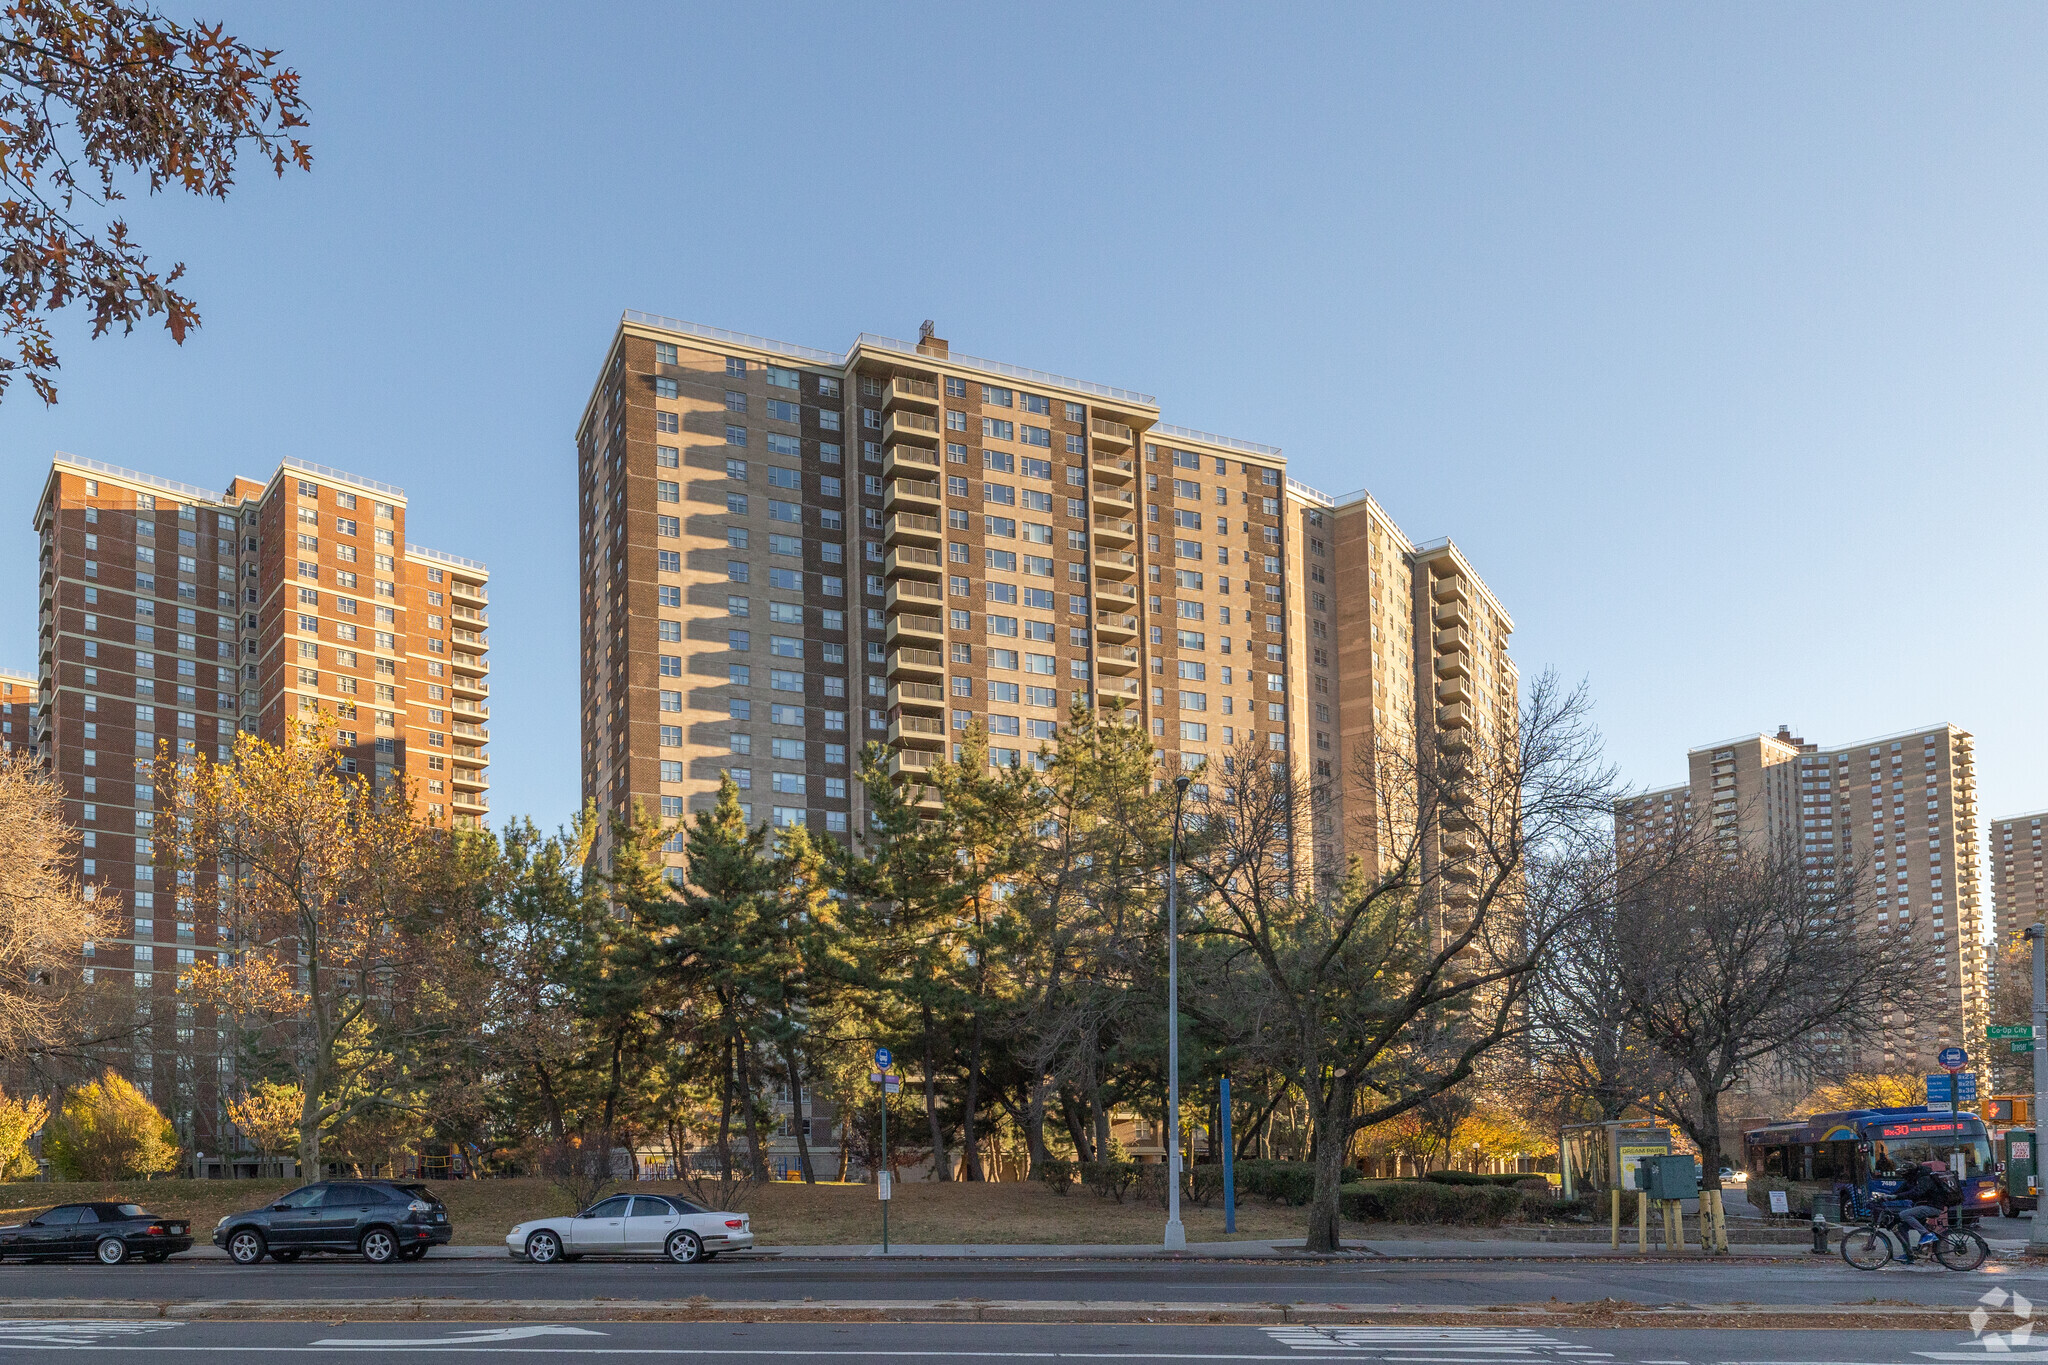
<box><xmin>882</xmin><ymin>445</ymin><xmax>941</xmax><ymax>481</ymax></box>
<box><xmin>450</xmin><ymin>581</ymin><xmax>488</xmax><ymax>607</ymax></box>
<box><xmin>884</xmin><ymin>613</ymin><xmax>945</xmax><ymax>648</ymax></box>
<box><xmin>1432</xmin><ymin>574</ymin><xmax>1468</xmax><ymax>604</ymax></box>
<box><xmin>1092</xmin><ymin>514</ymin><xmax>1136</xmax><ymax>546</ymax></box>
<box><xmin>449</xmin><ymin>652</ymin><xmax>489</xmax><ymax>677</ymax></box>
<box><xmin>884</xmin><ymin>545</ymin><xmax>942</xmax><ymax>580</ymax></box>
<box><xmin>885</xmin><ymin>579</ymin><xmax>943</xmax><ymax>614</ymax></box>
<box><xmin>1095</xmin><ymin>611</ymin><xmax>1139</xmax><ymax>640</ymax></box>
<box><xmin>888</xmin><ymin>713</ymin><xmax>946</xmax><ymax>749</ymax></box>
<box><xmin>887</xmin><ymin>646</ymin><xmax>945</xmax><ymax>680</ymax></box>
<box><xmin>1091</xmin><ymin>453</ymin><xmax>1135</xmax><ymax>482</ymax></box>
<box><xmin>888</xmin><ymin>748</ymin><xmax>938</xmax><ymax>780</ymax></box>
<box><xmin>1090</xmin><ymin>417</ymin><xmax>1135</xmax><ymax>450</ymax></box>
<box><xmin>452</xmin><ymin>675</ymin><xmax>489</xmax><ymax>700</ymax></box>
<box><xmin>1092</xmin><ymin>548</ymin><xmax>1138</xmax><ymax>578</ymax></box>
<box><xmin>450</xmin><ymin>768</ymin><xmax>488</xmax><ymax>792</ymax></box>
<box><xmin>452</xmin><ymin>607</ymin><xmax>488</xmax><ymax>626</ymax></box>
<box><xmin>888</xmin><ymin>680</ymin><xmax>946</xmax><ymax>712</ymax></box>
<box><xmin>453</xmin><ymin>721</ymin><xmax>490</xmax><ymax>742</ymax></box>
<box><xmin>883</xmin><ymin>411</ymin><xmax>941</xmax><ymax>446</ymax></box>
<box><xmin>884</xmin><ymin>511</ymin><xmax>942</xmax><ymax>547</ymax></box>
<box><xmin>453</xmin><ymin>627</ymin><xmax>488</xmax><ymax>649</ymax></box>
<box><xmin>883</xmin><ymin>376</ymin><xmax>941</xmax><ymax>412</ymax></box>
<box><xmin>1091</xmin><ymin>482</ymin><xmax>1133</xmax><ymax>508</ymax></box>
<box><xmin>1434</xmin><ymin>627</ymin><xmax>1470</xmax><ymax>655</ymax></box>
<box><xmin>1095</xmin><ymin>644</ymin><xmax>1141</xmax><ymax>673</ymax></box>
<box><xmin>1094</xmin><ymin>579</ymin><xmax>1136</xmax><ymax>605</ymax></box>
<box><xmin>452</xmin><ymin>792</ymin><xmax>489</xmax><ymax>813</ymax></box>
<box><xmin>1435</xmin><ymin>676</ymin><xmax>1472</xmax><ymax>707</ymax></box>
<box><xmin>1097</xmin><ymin>677</ymin><xmax>1141</xmax><ymax>704</ymax></box>
<box><xmin>1437</xmin><ymin>702</ymin><xmax>1470</xmax><ymax>729</ymax></box>
<box><xmin>1434</xmin><ymin>649</ymin><xmax>1469</xmax><ymax>680</ymax></box>
<box><xmin>883</xmin><ymin>477</ymin><xmax>942</xmax><ymax>514</ymax></box>
<box><xmin>449</xmin><ymin>744</ymin><xmax>489</xmax><ymax>769</ymax></box>
<box><xmin>1432</xmin><ymin>599</ymin><xmax>1468</xmax><ymax>631</ymax></box>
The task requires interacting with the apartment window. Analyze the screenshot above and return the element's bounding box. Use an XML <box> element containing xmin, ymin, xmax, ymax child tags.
<box><xmin>656</xmin><ymin>480</ymin><xmax>679</xmax><ymax>503</ymax></box>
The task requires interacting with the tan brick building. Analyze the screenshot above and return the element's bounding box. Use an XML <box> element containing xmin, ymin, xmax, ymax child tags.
<box><xmin>1991</xmin><ymin>809</ymin><xmax>2048</xmax><ymax>953</ymax></box>
<box><xmin>577</xmin><ymin>313</ymin><xmax>1516</xmax><ymax>901</ymax></box>
<box><xmin>1619</xmin><ymin>723</ymin><xmax>1985</xmax><ymax>1070</ymax></box>
<box><xmin>31</xmin><ymin>453</ymin><xmax>489</xmax><ymax>1166</ymax></box>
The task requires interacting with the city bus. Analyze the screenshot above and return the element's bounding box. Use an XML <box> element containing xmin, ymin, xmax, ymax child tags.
<box><xmin>1742</xmin><ymin>1106</ymin><xmax>1999</xmax><ymax>1220</ymax></box>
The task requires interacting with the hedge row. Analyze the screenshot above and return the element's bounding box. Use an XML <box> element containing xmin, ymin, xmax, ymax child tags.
<box><xmin>1036</xmin><ymin>1159</ymin><xmax>1563</xmax><ymax>1225</ymax></box>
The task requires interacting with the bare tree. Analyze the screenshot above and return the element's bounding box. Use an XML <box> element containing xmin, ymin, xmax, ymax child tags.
<box><xmin>0</xmin><ymin>751</ymin><xmax>111</xmax><ymax>1077</ymax></box>
<box><xmin>1613</xmin><ymin>835</ymin><xmax>1917</xmax><ymax>1247</ymax></box>
<box><xmin>1180</xmin><ymin>672</ymin><xmax>1619</xmax><ymax>1251</ymax></box>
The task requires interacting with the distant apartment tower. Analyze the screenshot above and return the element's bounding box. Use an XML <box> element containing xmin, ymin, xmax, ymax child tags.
<box><xmin>577</xmin><ymin>312</ymin><xmax>1515</xmax><ymax>896</ymax></box>
<box><xmin>1617</xmin><ymin>723</ymin><xmax>1984</xmax><ymax>1067</ymax></box>
<box><xmin>0</xmin><ymin>667</ymin><xmax>35</xmax><ymax>755</ymax></box>
<box><xmin>1991</xmin><ymin>810</ymin><xmax>2048</xmax><ymax>952</ymax></box>
<box><xmin>32</xmin><ymin>453</ymin><xmax>490</xmax><ymax>1167</ymax></box>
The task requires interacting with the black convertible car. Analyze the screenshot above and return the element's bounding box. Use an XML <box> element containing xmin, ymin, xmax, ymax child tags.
<box><xmin>0</xmin><ymin>1202</ymin><xmax>193</xmax><ymax>1264</ymax></box>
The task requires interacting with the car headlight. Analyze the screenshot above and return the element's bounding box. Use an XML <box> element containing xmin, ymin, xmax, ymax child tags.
<box><xmin>215</xmin><ymin>1216</ymin><xmax>228</xmax><ymax>1231</ymax></box>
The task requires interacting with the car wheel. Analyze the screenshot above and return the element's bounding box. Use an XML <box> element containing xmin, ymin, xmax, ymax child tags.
<box><xmin>524</xmin><ymin>1229</ymin><xmax>563</xmax><ymax>1264</ymax></box>
<box><xmin>664</xmin><ymin>1230</ymin><xmax>703</xmax><ymax>1264</ymax></box>
<box><xmin>360</xmin><ymin>1228</ymin><xmax>398</xmax><ymax>1264</ymax></box>
<box><xmin>228</xmin><ymin>1229</ymin><xmax>267</xmax><ymax>1266</ymax></box>
<box><xmin>270</xmin><ymin>1250</ymin><xmax>300</xmax><ymax>1263</ymax></box>
<box><xmin>95</xmin><ymin>1238</ymin><xmax>130</xmax><ymax>1266</ymax></box>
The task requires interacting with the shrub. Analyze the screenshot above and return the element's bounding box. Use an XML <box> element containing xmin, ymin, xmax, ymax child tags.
<box><xmin>1081</xmin><ymin>1160</ymin><xmax>1138</xmax><ymax>1203</ymax></box>
<box><xmin>1339</xmin><ymin>1179</ymin><xmax>1525</xmax><ymax>1225</ymax></box>
<box><xmin>1187</xmin><ymin>1163</ymin><xmax>1227</xmax><ymax>1208</ymax></box>
<box><xmin>1133</xmin><ymin>1163</ymin><xmax>1168</xmax><ymax>1207</ymax></box>
<box><xmin>1233</xmin><ymin>1159</ymin><xmax>1319</xmax><ymax>1205</ymax></box>
<box><xmin>45</xmin><ymin>1071</ymin><xmax>179</xmax><ymax>1181</ymax></box>
<box><xmin>1423</xmin><ymin>1170</ymin><xmax>1542</xmax><ymax>1188</ymax></box>
<box><xmin>1037</xmin><ymin>1158</ymin><xmax>1077</xmax><ymax>1194</ymax></box>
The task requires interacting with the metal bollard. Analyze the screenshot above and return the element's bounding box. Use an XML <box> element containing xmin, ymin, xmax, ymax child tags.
<box><xmin>1811</xmin><ymin>1208</ymin><xmax>1828</xmax><ymax>1255</ymax></box>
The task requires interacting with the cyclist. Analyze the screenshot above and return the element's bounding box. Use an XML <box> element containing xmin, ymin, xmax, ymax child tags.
<box><xmin>1889</xmin><ymin>1159</ymin><xmax>1952</xmax><ymax>1256</ymax></box>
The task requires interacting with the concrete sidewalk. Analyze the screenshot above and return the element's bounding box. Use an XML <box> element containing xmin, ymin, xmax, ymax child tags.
<box><xmin>167</xmin><ymin>1235</ymin><xmax>1963</xmax><ymax>1261</ymax></box>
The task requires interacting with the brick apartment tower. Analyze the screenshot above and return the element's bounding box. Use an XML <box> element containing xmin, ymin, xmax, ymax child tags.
<box><xmin>577</xmin><ymin>312</ymin><xmax>1515</xmax><ymax>881</ymax></box>
<box><xmin>1990</xmin><ymin>809</ymin><xmax>2048</xmax><ymax>964</ymax></box>
<box><xmin>1616</xmin><ymin>723</ymin><xmax>1985</xmax><ymax>1072</ymax></box>
<box><xmin>33</xmin><ymin>453</ymin><xmax>490</xmax><ymax>1171</ymax></box>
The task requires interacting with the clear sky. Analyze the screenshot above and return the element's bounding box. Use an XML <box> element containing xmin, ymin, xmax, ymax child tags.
<box><xmin>4</xmin><ymin>4</ymin><xmax>2044</xmax><ymax>846</ymax></box>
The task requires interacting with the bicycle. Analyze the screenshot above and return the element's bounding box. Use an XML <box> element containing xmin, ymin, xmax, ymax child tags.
<box><xmin>1839</xmin><ymin>1194</ymin><xmax>1989</xmax><ymax>1271</ymax></box>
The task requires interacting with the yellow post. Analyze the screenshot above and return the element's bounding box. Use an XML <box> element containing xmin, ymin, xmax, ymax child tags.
<box><xmin>1637</xmin><ymin>1188</ymin><xmax>1649</xmax><ymax>1251</ymax></box>
<box><xmin>1611</xmin><ymin>1187</ymin><xmax>1621</xmax><ymax>1248</ymax></box>
<box><xmin>1711</xmin><ymin>1188</ymin><xmax>1730</xmax><ymax>1253</ymax></box>
<box><xmin>1674</xmin><ymin>1198</ymin><xmax>1686</xmax><ymax>1250</ymax></box>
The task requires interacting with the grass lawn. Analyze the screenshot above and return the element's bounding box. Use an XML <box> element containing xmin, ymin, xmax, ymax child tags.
<box><xmin>0</xmin><ymin>1177</ymin><xmax>1356</xmax><ymax>1247</ymax></box>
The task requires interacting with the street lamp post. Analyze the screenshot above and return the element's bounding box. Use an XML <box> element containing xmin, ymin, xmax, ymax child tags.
<box><xmin>1165</xmin><ymin>774</ymin><xmax>1191</xmax><ymax>1251</ymax></box>
<box><xmin>2028</xmin><ymin>925</ymin><xmax>2048</xmax><ymax>1255</ymax></box>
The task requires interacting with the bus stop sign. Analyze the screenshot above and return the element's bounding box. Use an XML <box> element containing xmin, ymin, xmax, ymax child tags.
<box><xmin>1939</xmin><ymin>1046</ymin><xmax>1969</xmax><ymax>1070</ymax></box>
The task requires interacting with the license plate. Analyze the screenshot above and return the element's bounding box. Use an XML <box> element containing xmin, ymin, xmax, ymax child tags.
<box><xmin>435</xmin><ymin>1213</ymin><xmax>445</xmax><ymax>1222</ymax></box>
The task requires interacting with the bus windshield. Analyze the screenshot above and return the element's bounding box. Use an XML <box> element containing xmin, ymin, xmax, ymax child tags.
<box><xmin>1868</xmin><ymin>1126</ymin><xmax>1994</xmax><ymax>1179</ymax></box>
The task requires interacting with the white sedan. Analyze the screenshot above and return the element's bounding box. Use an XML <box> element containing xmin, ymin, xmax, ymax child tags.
<box><xmin>507</xmin><ymin>1194</ymin><xmax>753</xmax><ymax>1264</ymax></box>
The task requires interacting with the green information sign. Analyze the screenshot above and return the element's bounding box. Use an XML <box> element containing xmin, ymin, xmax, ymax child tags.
<box><xmin>1989</xmin><ymin>1024</ymin><xmax>2036</xmax><ymax>1039</ymax></box>
<box><xmin>2015</xmin><ymin>1040</ymin><xmax>2036</xmax><ymax>1054</ymax></box>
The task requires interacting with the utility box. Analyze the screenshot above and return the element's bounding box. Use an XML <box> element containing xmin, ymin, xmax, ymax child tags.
<box><xmin>1644</xmin><ymin>1154</ymin><xmax>1700</xmax><ymax>1202</ymax></box>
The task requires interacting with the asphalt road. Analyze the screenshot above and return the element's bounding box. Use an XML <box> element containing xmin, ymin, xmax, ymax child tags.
<box><xmin>0</xmin><ymin>1320</ymin><xmax>2029</xmax><ymax>1362</ymax></box>
<box><xmin>5</xmin><ymin>1255</ymin><xmax>2048</xmax><ymax>1308</ymax></box>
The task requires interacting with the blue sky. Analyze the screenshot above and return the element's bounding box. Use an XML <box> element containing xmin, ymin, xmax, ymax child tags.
<box><xmin>4</xmin><ymin>4</ymin><xmax>2044</xmax><ymax>842</ymax></box>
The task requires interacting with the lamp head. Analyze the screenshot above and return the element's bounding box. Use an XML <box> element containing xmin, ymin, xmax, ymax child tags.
<box><xmin>2030</xmin><ymin>924</ymin><xmax>2046</xmax><ymax>942</ymax></box>
<box><xmin>1174</xmin><ymin>775</ymin><xmax>1191</xmax><ymax>794</ymax></box>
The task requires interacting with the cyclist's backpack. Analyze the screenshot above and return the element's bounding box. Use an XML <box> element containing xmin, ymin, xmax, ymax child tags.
<box><xmin>1929</xmin><ymin>1168</ymin><xmax>1964</xmax><ymax>1207</ymax></box>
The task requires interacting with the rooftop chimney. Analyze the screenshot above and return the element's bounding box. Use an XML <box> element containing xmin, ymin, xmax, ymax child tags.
<box><xmin>916</xmin><ymin>320</ymin><xmax>948</xmax><ymax>358</ymax></box>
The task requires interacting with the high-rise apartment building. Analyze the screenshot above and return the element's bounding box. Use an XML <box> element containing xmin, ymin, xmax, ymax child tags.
<box><xmin>0</xmin><ymin>667</ymin><xmax>35</xmax><ymax>755</ymax></box>
<box><xmin>32</xmin><ymin>453</ymin><xmax>489</xmax><ymax>1167</ymax></box>
<box><xmin>1617</xmin><ymin>722</ymin><xmax>1984</xmax><ymax>1068</ymax></box>
<box><xmin>578</xmin><ymin>312</ymin><xmax>1515</xmax><ymax>899</ymax></box>
<box><xmin>1991</xmin><ymin>809</ymin><xmax>2048</xmax><ymax>952</ymax></box>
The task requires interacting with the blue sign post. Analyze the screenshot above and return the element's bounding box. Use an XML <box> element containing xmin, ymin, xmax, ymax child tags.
<box><xmin>872</xmin><ymin>1047</ymin><xmax>894</xmax><ymax>1253</ymax></box>
<box><xmin>1220</xmin><ymin>1076</ymin><xmax>1235</xmax><ymax>1234</ymax></box>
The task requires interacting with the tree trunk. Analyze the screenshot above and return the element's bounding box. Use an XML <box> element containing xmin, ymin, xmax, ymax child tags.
<box><xmin>784</xmin><ymin>1048</ymin><xmax>815</xmax><ymax>1184</ymax></box>
<box><xmin>836</xmin><ymin>1108</ymin><xmax>851</xmax><ymax>1182</ymax></box>
<box><xmin>737</xmin><ymin>1038</ymin><xmax>771</xmax><ymax>1181</ymax></box>
<box><xmin>1696</xmin><ymin>1086</ymin><xmax>1727</xmax><ymax>1254</ymax></box>
<box><xmin>1023</xmin><ymin>1073</ymin><xmax>1051</xmax><ymax>1177</ymax></box>
<box><xmin>1304</xmin><ymin>1084</ymin><xmax>1352</xmax><ymax>1254</ymax></box>
<box><xmin>920</xmin><ymin>1001</ymin><xmax>950</xmax><ymax>1179</ymax></box>
<box><xmin>715</xmin><ymin>1029</ymin><xmax>735</xmax><ymax>1179</ymax></box>
<box><xmin>1059</xmin><ymin>1087</ymin><xmax>1093</xmax><ymax>1162</ymax></box>
<box><xmin>962</xmin><ymin>1017</ymin><xmax>985</xmax><ymax>1181</ymax></box>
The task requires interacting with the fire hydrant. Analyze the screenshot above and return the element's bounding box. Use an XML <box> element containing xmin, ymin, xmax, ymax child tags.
<box><xmin>1811</xmin><ymin>1207</ymin><xmax>1828</xmax><ymax>1255</ymax></box>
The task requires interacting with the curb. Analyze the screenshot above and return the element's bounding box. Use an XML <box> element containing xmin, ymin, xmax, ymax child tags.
<box><xmin>0</xmin><ymin>1298</ymin><xmax>2028</xmax><ymax>1329</ymax></box>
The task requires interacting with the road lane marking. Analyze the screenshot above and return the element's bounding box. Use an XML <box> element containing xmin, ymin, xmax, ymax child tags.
<box><xmin>1263</xmin><ymin>1329</ymin><xmax>1610</xmax><ymax>1359</ymax></box>
<box><xmin>0</xmin><ymin>1323</ymin><xmax>183</xmax><ymax>1346</ymax></box>
<box><xmin>312</xmin><ymin>1326</ymin><xmax>610</xmax><ymax>1345</ymax></box>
